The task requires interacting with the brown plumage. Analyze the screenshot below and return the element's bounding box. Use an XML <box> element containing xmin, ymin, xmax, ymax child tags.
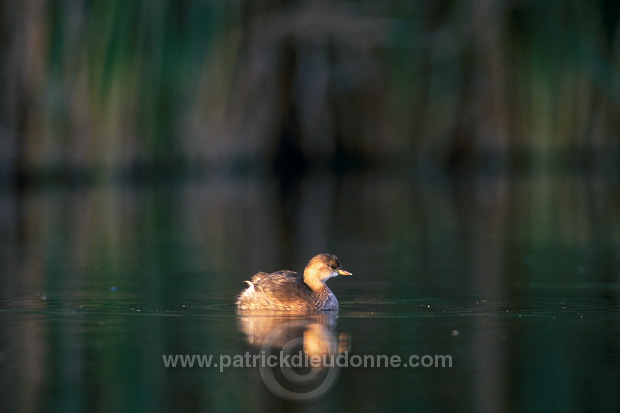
<box><xmin>236</xmin><ymin>253</ymin><xmax>352</xmax><ymax>311</ymax></box>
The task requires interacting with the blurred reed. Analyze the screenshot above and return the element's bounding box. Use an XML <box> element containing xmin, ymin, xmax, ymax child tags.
<box><xmin>1</xmin><ymin>0</ymin><xmax>620</xmax><ymax>186</ymax></box>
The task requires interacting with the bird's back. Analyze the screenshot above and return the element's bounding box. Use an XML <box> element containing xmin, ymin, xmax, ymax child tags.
<box><xmin>237</xmin><ymin>270</ymin><xmax>319</xmax><ymax>310</ymax></box>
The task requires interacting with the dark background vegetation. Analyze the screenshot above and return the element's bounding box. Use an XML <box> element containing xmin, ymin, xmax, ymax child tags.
<box><xmin>2</xmin><ymin>0</ymin><xmax>620</xmax><ymax>187</ymax></box>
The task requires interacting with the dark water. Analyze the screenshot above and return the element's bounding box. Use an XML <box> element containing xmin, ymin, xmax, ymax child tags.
<box><xmin>1</xmin><ymin>172</ymin><xmax>619</xmax><ymax>412</ymax></box>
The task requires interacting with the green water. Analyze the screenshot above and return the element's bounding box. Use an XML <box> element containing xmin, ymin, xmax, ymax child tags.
<box><xmin>1</xmin><ymin>173</ymin><xmax>619</xmax><ymax>412</ymax></box>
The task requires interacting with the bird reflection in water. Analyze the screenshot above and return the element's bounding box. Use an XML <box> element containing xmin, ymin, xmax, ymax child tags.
<box><xmin>236</xmin><ymin>311</ymin><xmax>351</xmax><ymax>401</ymax></box>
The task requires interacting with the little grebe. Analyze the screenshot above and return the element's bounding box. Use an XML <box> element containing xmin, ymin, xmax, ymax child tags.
<box><xmin>236</xmin><ymin>253</ymin><xmax>351</xmax><ymax>311</ymax></box>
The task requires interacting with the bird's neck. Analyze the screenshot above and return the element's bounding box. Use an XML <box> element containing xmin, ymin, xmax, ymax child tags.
<box><xmin>304</xmin><ymin>273</ymin><xmax>327</xmax><ymax>292</ymax></box>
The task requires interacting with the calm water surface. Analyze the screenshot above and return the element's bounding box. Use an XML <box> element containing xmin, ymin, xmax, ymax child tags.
<box><xmin>1</xmin><ymin>173</ymin><xmax>619</xmax><ymax>412</ymax></box>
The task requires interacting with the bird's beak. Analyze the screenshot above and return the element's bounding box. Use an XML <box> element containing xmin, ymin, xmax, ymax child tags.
<box><xmin>337</xmin><ymin>269</ymin><xmax>352</xmax><ymax>276</ymax></box>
